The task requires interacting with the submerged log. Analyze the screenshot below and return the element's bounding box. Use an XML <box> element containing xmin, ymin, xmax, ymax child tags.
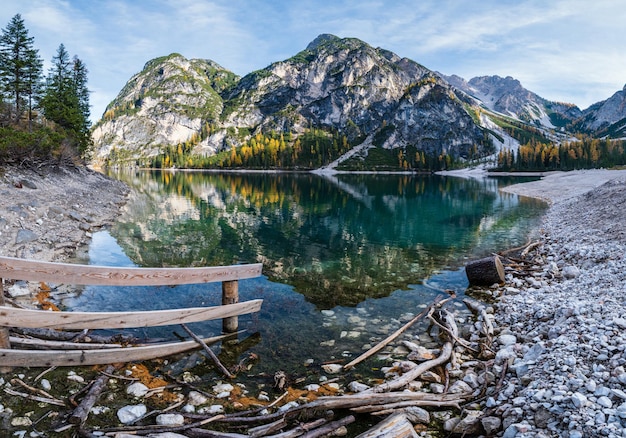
<box><xmin>465</xmin><ymin>255</ymin><xmax>505</xmax><ymax>286</ymax></box>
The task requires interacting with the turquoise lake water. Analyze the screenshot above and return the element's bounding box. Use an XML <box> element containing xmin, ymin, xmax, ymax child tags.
<box><xmin>65</xmin><ymin>170</ymin><xmax>546</xmax><ymax>379</ymax></box>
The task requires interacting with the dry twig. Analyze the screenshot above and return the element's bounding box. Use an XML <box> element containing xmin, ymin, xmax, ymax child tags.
<box><xmin>181</xmin><ymin>323</ymin><xmax>235</xmax><ymax>379</ymax></box>
<box><xmin>343</xmin><ymin>294</ymin><xmax>447</xmax><ymax>371</ymax></box>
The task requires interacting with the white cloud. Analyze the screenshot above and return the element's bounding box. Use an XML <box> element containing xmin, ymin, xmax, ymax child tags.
<box><xmin>1</xmin><ymin>0</ymin><xmax>624</xmax><ymax>117</ymax></box>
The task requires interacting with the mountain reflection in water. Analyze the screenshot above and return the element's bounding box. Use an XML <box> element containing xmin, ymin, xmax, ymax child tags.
<box><xmin>67</xmin><ymin>170</ymin><xmax>545</xmax><ymax>375</ymax></box>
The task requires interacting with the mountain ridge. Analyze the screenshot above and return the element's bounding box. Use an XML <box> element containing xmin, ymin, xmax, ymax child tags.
<box><xmin>91</xmin><ymin>34</ymin><xmax>626</xmax><ymax>169</ymax></box>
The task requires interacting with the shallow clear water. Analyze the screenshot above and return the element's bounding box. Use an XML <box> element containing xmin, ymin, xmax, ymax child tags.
<box><xmin>65</xmin><ymin>171</ymin><xmax>545</xmax><ymax>377</ymax></box>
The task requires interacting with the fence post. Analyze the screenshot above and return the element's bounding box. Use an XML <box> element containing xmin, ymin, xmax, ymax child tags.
<box><xmin>0</xmin><ymin>277</ymin><xmax>14</xmax><ymax>373</ymax></box>
<box><xmin>0</xmin><ymin>278</ymin><xmax>10</xmax><ymax>350</ymax></box>
<box><xmin>222</xmin><ymin>280</ymin><xmax>239</xmax><ymax>333</ymax></box>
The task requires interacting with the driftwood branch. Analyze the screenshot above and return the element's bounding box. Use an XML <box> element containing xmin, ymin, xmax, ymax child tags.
<box><xmin>350</xmin><ymin>399</ymin><xmax>463</xmax><ymax>413</ymax></box>
<box><xmin>428</xmin><ymin>309</ymin><xmax>477</xmax><ymax>352</ymax></box>
<box><xmin>521</xmin><ymin>240</ymin><xmax>543</xmax><ymax>258</ymax></box>
<box><xmin>186</xmin><ymin>428</ymin><xmax>249</xmax><ymax>437</ymax></box>
<box><xmin>262</xmin><ymin>418</ymin><xmax>329</xmax><ymax>438</ymax></box>
<box><xmin>34</xmin><ymin>366</ymin><xmax>57</xmax><ymax>382</ymax></box>
<box><xmin>343</xmin><ymin>294</ymin><xmax>447</xmax><ymax>371</ymax></box>
<box><xmin>95</xmin><ymin>414</ymin><xmax>226</xmax><ymax>436</ymax></box>
<box><xmin>298</xmin><ymin>415</ymin><xmax>354</xmax><ymax>438</ymax></box>
<box><xmin>293</xmin><ymin>391</ymin><xmax>464</xmax><ymax>412</ymax></box>
<box><xmin>463</xmin><ymin>298</ymin><xmax>494</xmax><ymax>337</ymax></box>
<box><xmin>498</xmin><ymin>238</ymin><xmax>532</xmax><ymax>256</ymax></box>
<box><xmin>181</xmin><ymin>323</ymin><xmax>234</xmax><ymax>379</ymax></box>
<box><xmin>3</xmin><ymin>387</ymin><xmax>65</xmax><ymax>406</ymax></box>
<box><xmin>69</xmin><ymin>365</ymin><xmax>116</xmax><ymax>425</ymax></box>
<box><xmin>10</xmin><ymin>327</ymin><xmax>137</xmax><ymax>344</ymax></box>
<box><xmin>354</xmin><ymin>413</ymin><xmax>417</xmax><ymax>438</ymax></box>
<box><xmin>248</xmin><ymin>417</ymin><xmax>288</xmax><ymax>437</ymax></box>
<box><xmin>364</xmin><ymin>341</ymin><xmax>453</xmax><ymax>393</ymax></box>
<box><xmin>10</xmin><ymin>377</ymin><xmax>58</xmax><ymax>400</ymax></box>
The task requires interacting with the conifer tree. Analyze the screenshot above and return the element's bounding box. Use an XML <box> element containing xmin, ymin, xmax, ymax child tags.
<box><xmin>71</xmin><ymin>55</ymin><xmax>91</xmax><ymax>142</ymax></box>
<box><xmin>0</xmin><ymin>14</ymin><xmax>43</xmax><ymax>125</ymax></box>
<box><xmin>40</xmin><ymin>44</ymin><xmax>92</xmax><ymax>156</ymax></box>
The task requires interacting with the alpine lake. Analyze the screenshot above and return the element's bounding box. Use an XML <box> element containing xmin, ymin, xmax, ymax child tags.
<box><xmin>65</xmin><ymin>170</ymin><xmax>546</xmax><ymax>384</ymax></box>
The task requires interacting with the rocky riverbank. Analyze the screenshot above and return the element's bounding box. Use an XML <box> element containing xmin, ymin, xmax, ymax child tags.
<box><xmin>1</xmin><ymin>166</ymin><xmax>625</xmax><ymax>437</ymax></box>
<box><xmin>489</xmin><ymin>171</ymin><xmax>626</xmax><ymax>437</ymax></box>
<box><xmin>0</xmin><ymin>166</ymin><xmax>129</xmax><ymax>261</ymax></box>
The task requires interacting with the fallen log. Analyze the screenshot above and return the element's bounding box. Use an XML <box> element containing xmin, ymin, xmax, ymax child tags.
<box><xmin>355</xmin><ymin>413</ymin><xmax>418</xmax><ymax>438</ymax></box>
<box><xmin>465</xmin><ymin>255</ymin><xmax>505</xmax><ymax>286</ymax></box>
<box><xmin>292</xmin><ymin>391</ymin><xmax>465</xmax><ymax>412</ymax></box>
<box><xmin>69</xmin><ymin>365</ymin><xmax>115</xmax><ymax>425</ymax></box>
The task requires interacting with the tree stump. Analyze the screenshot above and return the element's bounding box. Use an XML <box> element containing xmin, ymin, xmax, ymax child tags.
<box><xmin>465</xmin><ymin>255</ymin><xmax>505</xmax><ymax>286</ymax></box>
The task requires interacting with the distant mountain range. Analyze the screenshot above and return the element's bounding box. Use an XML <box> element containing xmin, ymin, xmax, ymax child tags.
<box><xmin>92</xmin><ymin>34</ymin><xmax>626</xmax><ymax>169</ymax></box>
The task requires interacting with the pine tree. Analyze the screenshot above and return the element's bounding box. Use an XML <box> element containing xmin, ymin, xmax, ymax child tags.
<box><xmin>40</xmin><ymin>44</ymin><xmax>92</xmax><ymax>156</ymax></box>
<box><xmin>71</xmin><ymin>55</ymin><xmax>91</xmax><ymax>138</ymax></box>
<box><xmin>0</xmin><ymin>14</ymin><xmax>43</xmax><ymax>125</ymax></box>
<box><xmin>24</xmin><ymin>45</ymin><xmax>43</xmax><ymax>129</ymax></box>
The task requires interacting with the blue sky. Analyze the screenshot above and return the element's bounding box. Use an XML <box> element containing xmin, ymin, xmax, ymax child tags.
<box><xmin>2</xmin><ymin>0</ymin><xmax>624</xmax><ymax>121</ymax></box>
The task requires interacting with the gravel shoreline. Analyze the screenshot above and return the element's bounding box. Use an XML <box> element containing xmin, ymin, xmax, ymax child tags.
<box><xmin>0</xmin><ymin>166</ymin><xmax>129</xmax><ymax>262</ymax></box>
<box><xmin>492</xmin><ymin>170</ymin><xmax>626</xmax><ymax>437</ymax></box>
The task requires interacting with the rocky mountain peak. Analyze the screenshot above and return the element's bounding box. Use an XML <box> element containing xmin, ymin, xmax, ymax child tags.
<box><xmin>219</xmin><ymin>35</ymin><xmax>490</xmax><ymax>161</ymax></box>
<box><xmin>305</xmin><ymin>33</ymin><xmax>341</xmax><ymax>51</ymax></box>
<box><xmin>91</xmin><ymin>36</ymin><xmax>497</xmax><ymax>168</ymax></box>
<box><xmin>576</xmin><ymin>86</ymin><xmax>626</xmax><ymax>137</ymax></box>
<box><xmin>444</xmin><ymin>73</ymin><xmax>581</xmax><ymax>128</ymax></box>
<box><xmin>90</xmin><ymin>53</ymin><xmax>239</xmax><ymax>165</ymax></box>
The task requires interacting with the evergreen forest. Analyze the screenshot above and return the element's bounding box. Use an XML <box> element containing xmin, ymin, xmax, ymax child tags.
<box><xmin>0</xmin><ymin>14</ymin><xmax>92</xmax><ymax>166</ymax></box>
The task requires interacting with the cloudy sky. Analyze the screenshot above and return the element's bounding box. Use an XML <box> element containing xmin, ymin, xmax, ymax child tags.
<box><xmin>2</xmin><ymin>0</ymin><xmax>624</xmax><ymax>121</ymax></box>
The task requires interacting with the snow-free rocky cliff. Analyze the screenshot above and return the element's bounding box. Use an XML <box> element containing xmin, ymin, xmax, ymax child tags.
<box><xmin>91</xmin><ymin>54</ymin><xmax>239</xmax><ymax>163</ymax></box>
<box><xmin>443</xmin><ymin>74</ymin><xmax>582</xmax><ymax>129</ymax></box>
<box><xmin>91</xmin><ymin>34</ymin><xmax>623</xmax><ymax>168</ymax></box>
<box><xmin>575</xmin><ymin>84</ymin><xmax>626</xmax><ymax>138</ymax></box>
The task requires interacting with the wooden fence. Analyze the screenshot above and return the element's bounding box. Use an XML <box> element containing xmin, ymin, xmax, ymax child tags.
<box><xmin>0</xmin><ymin>256</ymin><xmax>263</xmax><ymax>367</ymax></box>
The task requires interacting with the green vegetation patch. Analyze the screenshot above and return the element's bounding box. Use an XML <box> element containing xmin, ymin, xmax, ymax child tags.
<box><xmin>488</xmin><ymin>113</ymin><xmax>552</xmax><ymax>145</ymax></box>
<box><xmin>337</xmin><ymin>145</ymin><xmax>459</xmax><ymax>172</ymax></box>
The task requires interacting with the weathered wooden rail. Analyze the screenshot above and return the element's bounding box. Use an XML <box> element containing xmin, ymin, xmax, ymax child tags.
<box><xmin>0</xmin><ymin>256</ymin><xmax>263</xmax><ymax>367</ymax></box>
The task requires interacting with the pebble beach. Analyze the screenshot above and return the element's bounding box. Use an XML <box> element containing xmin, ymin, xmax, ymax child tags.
<box><xmin>492</xmin><ymin>169</ymin><xmax>626</xmax><ymax>437</ymax></box>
